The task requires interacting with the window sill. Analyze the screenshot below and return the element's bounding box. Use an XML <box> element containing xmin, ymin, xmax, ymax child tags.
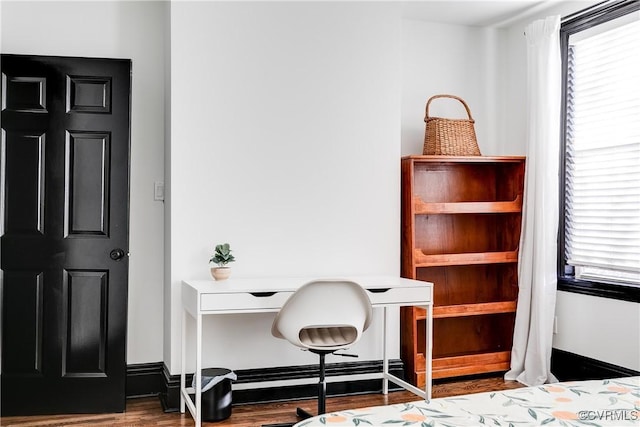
<box><xmin>557</xmin><ymin>276</ymin><xmax>640</xmax><ymax>303</ymax></box>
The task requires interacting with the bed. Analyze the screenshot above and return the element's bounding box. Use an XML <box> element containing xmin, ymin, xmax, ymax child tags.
<box><xmin>294</xmin><ymin>377</ymin><xmax>640</xmax><ymax>426</ymax></box>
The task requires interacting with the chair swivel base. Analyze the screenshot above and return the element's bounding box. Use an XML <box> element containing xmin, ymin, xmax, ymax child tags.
<box><xmin>260</xmin><ymin>408</ymin><xmax>314</xmax><ymax>427</ymax></box>
<box><xmin>296</xmin><ymin>407</ymin><xmax>314</xmax><ymax>419</ymax></box>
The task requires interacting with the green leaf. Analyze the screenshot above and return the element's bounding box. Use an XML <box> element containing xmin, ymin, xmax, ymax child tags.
<box><xmin>541</xmin><ymin>418</ymin><xmax>555</xmax><ymax>425</ymax></box>
<box><xmin>528</xmin><ymin>408</ymin><xmax>538</xmax><ymax>420</ymax></box>
<box><xmin>503</xmin><ymin>394</ymin><xmax>528</xmax><ymax>402</ymax></box>
<box><xmin>417</xmin><ymin>407</ymin><xmax>444</xmax><ymax>414</ymax></box>
<box><xmin>614</xmin><ymin>379</ymin><xmax>637</xmax><ymax>388</ymax></box>
<box><xmin>211</xmin><ymin>243</ymin><xmax>235</xmax><ymax>266</ymax></box>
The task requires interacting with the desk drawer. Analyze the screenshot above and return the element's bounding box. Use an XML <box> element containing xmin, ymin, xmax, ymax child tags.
<box><xmin>366</xmin><ymin>287</ymin><xmax>431</xmax><ymax>306</ymax></box>
<box><xmin>200</xmin><ymin>291</ymin><xmax>294</xmax><ymax>312</ymax></box>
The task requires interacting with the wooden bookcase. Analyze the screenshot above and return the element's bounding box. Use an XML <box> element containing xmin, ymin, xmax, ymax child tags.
<box><xmin>400</xmin><ymin>155</ymin><xmax>526</xmax><ymax>387</ymax></box>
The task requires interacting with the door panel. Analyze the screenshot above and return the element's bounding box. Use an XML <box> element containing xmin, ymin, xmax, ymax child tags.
<box><xmin>67</xmin><ymin>76</ymin><xmax>111</xmax><ymax>113</ymax></box>
<box><xmin>1</xmin><ymin>54</ymin><xmax>130</xmax><ymax>415</ymax></box>
<box><xmin>3</xmin><ymin>132</ymin><xmax>46</xmax><ymax>235</ymax></box>
<box><xmin>66</xmin><ymin>131</ymin><xmax>110</xmax><ymax>236</ymax></box>
<box><xmin>2</xmin><ymin>271</ymin><xmax>44</xmax><ymax>376</ymax></box>
<box><xmin>1</xmin><ymin>75</ymin><xmax>48</xmax><ymax>113</ymax></box>
<box><xmin>63</xmin><ymin>270</ymin><xmax>108</xmax><ymax>377</ymax></box>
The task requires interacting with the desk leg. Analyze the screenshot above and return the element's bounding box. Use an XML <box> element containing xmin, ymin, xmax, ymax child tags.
<box><xmin>382</xmin><ymin>306</ymin><xmax>389</xmax><ymax>395</ymax></box>
<box><xmin>180</xmin><ymin>309</ymin><xmax>186</xmax><ymax>413</ymax></box>
<box><xmin>425</xmin><ymin>303</ymin><xmax>433</xmax><ymax>401</ymax></box>
<box><xmin>195</xmin><ymin>311</ymin><xmax>202</xmax><ymax>426</ymax></box>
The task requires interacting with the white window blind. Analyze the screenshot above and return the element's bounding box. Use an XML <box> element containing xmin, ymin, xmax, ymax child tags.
<box><xmin>564</xmin><ymin>16</ymin><xmax>640</xmax><ymax>285</ymax></box>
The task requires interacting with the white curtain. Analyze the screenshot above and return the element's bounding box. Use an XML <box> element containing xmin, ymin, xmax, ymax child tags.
<box><xmin>505</xmin><ymin>15</ymin><xmax>561</xmax><ymax>386</ymax></box>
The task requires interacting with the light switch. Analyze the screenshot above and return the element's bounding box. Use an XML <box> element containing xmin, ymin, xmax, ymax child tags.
<box><xmin>154</xmin><ymin>181</ymin><xmax>165</xmax><ymax>201</ymax></box>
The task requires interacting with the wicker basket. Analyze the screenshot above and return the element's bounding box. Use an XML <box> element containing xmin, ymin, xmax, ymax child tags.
<box><xmin>423</xmin><ymin>94</ymin><xmax>481</xmax><ymax>156</ymax></box>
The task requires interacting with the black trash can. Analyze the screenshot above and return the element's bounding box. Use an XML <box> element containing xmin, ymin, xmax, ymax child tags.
<box><xmin>199</xmin><ymin>367</ymin><xmax>234</xmax><ymax>422</ymax></box>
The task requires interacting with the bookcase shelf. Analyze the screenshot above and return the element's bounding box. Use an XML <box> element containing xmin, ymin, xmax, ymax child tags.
<box><xmin>413</xmin><ymin>250</ymin><xmax>518</xmax><ymax>267</ymax></box>
<box><xmin>412</xmin><ymin>300</ymin><xmax>517</xmax><ymax>320</ymax></box>
<box><xmin>400</xmin><ymin>155</ymin><xmax>525</xmax><ymax>387</ymax></box>
<box><xmin>433</xmin><ymin>301</ymin><xmax>517</xmax><ymax>318</ymax></box>
<box><xmin>413</xmin><ymin>195</ymin><xmax>522</xmax><ymax>214</ymax></box>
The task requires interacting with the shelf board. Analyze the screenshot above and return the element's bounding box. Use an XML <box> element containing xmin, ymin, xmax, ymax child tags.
<box><xmin>433</xmin><ymin>301</ymin><xmax>517</xmax><ymax>318</ymax></box>
<box><xmin>414</xmin><ymin>250</ymin><xmax>518</xmax><ymax>267</ymax></box>
<box><xmin>413</xmin><ymin>351</ymin><xmax>510</xmax><ymax>367</ymax></box>
<box><xmin>412</xmin><ymin>350</ymin><xmax>511</xmax><ymax>381</ymax></box>
<box><xmin>411</xmin><ymin>301</ymin><xmax>517</xmax><ymax>320</ymax></box>
<box><xmin>431</xmin><ymin>351</ymin><xmax>511</xmax><ymax>382</ymax></box>
<box><xmin>402</xmin><ymin>155</ymin><xmax>526</xmax><ymax>163</ymax></box>
<box><xmin>433</xmin><ymin>350</ymin><xmax>510</xmax><ymax>367</ymax></box>
<box><xmin>413</xmin><ymin>195</ymin><xmax>522</xmax><ymax>214</ymax></box>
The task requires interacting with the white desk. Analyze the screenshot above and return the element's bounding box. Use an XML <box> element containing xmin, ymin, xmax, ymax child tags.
<box><xmin>180</xmin><ymin>276</ymin><xmax>433</xmax><ymax>427</ymax></box>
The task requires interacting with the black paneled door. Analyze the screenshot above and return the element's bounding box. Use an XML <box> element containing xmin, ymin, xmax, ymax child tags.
<box><xmin>0</xmin><ymin>55</ymin><xmax>131</xmax><ymax>415</ymax></box>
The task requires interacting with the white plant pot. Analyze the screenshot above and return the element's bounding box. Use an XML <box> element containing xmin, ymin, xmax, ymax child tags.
<box><xmin>211</xmin><ymin>267</ymin><xmax>231</xmax><ymax>281</ymax></box>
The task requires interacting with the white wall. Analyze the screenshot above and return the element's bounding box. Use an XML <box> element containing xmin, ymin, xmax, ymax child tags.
<box><xmin>401</xmin><ymin>20</ymin><xmax>504</xmax><ymax>156</ymax></box>
<box><xmin>554</xmin><ymin>291</ymin><xmax>640</xmax><ymax>370</ymax></box>
<box><xmin>168</xmin><ymin>1</ymin><xmax>403</xmax><ymax>373</ymax></box>
<box><xmin>6</xmin><ymin>0</ymin><xmax>634</xmax><ymax>377</ymax></box>
<box><xmin>501</xmin><ymin>1</ymin><xmax>640</xmax><ymax>371</ymax></box>
<box><xmin>0</xmin><ymin>1</ymin><xmax>166</xmax><ymax>365</ymax></box>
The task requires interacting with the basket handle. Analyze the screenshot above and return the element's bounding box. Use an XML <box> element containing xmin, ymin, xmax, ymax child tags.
<box><xmin>425</xmin><ymin>94</ymin><xmax>474</xmax><ymax>122</ymax></box>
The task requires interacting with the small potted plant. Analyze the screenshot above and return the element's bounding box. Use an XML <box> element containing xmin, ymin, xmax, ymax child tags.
<box><xmin>209</xmin><ymin>243</ymin><xmax>235</xmax><ymax>281</ymax></box>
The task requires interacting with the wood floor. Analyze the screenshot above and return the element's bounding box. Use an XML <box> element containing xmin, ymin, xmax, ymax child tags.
<box><xmin>1</xmin><ymin>376</ymin><xmax>524</xmax><ymax>427</ymax></box>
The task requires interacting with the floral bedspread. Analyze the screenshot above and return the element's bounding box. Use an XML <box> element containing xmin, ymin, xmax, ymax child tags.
<box><xmin>295</xmin><ymin>377</ymin><xmax>640</xmax><ymax>426</ymax></box>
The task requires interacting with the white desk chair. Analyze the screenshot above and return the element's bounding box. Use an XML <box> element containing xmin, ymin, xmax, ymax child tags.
<box><xmin>271</xmin><ymin>280</ymin><xmax>373</xmax><ymax>421</ymax></box>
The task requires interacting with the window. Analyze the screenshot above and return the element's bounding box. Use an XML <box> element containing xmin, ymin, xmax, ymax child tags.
<box><xmin>559</xmin><ymin>0</ymin><xmax>640</xmax><ymax>302</ymax></box>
